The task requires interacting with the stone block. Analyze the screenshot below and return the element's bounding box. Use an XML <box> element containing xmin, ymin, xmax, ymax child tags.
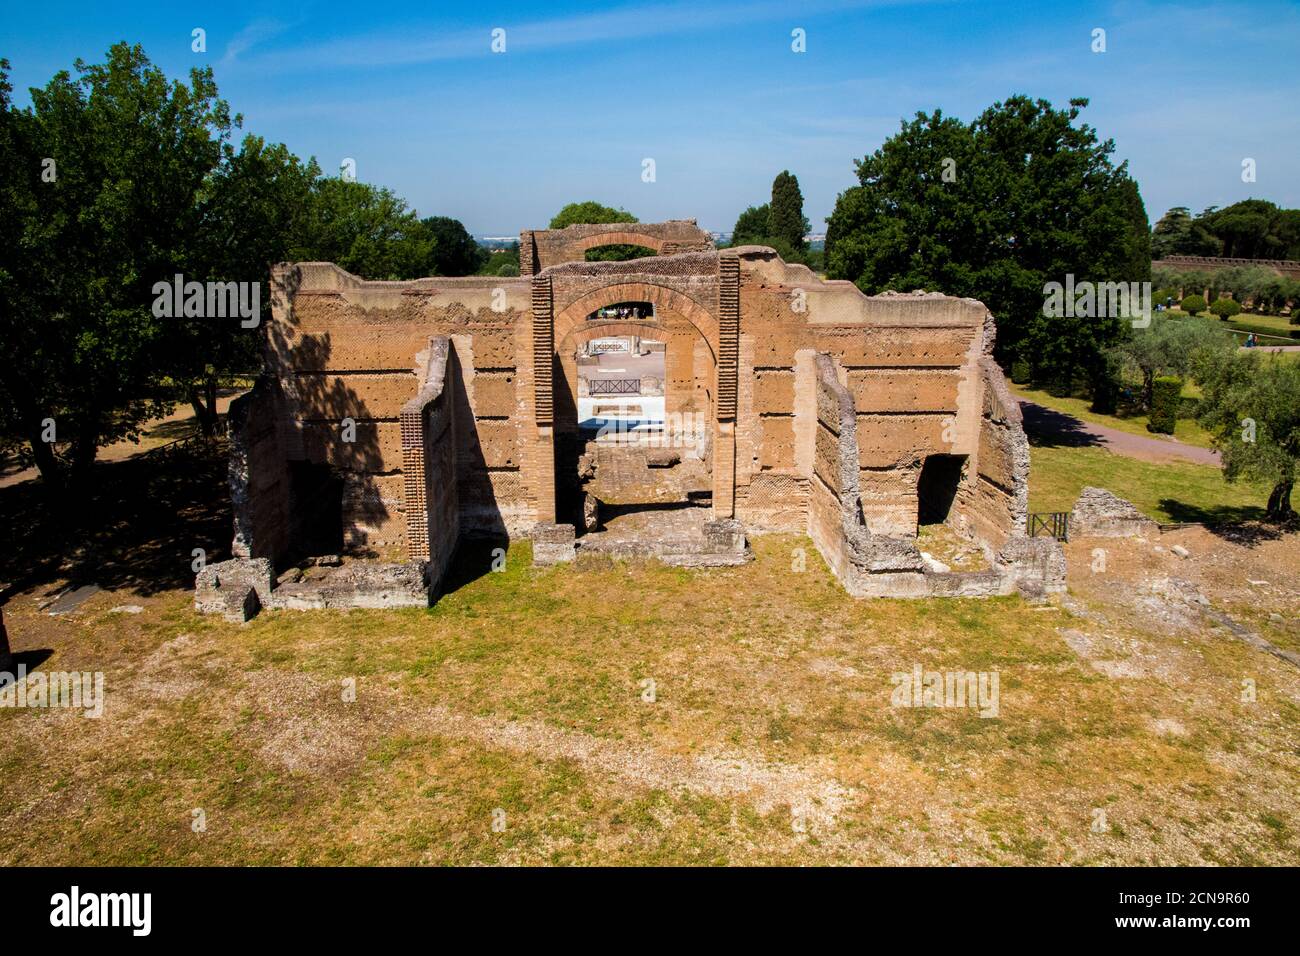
<box><xmin>532</xmin><ymin>523</ymin><xmax>576</xmax><ymax>565</ymax></box>
<box><xmin>471</xmin><ymin>330</ymin><xmax>518</xmax><ymax>369</ymax></box>
<box><xmin>473</xmin><ymin>419</ymin><xmax>520</xmax><ymax>468</ymax></box>
<box><xmin>847</xmin><ymin>369</ymin><xmax>960</xmax><ymax>413</ymax></box>
<box><xmin>195</xmin><ymin>558</ymin><xmax>275</xmax><ymax>620</ymax></box>
<box><xmin>1069</xmin><ymin>487</ymin><xmax>1159</xmax><ymax>538</ymax></box>
<box><xmin>856</xmin><ymin>414</ymin><xmax>950</xmax><ymax>467</ymax></box>
<box><xmin>995</xmin><ymin>536</ymin><xmax>1067</xmax><ymax>597</ymax></box>
<box><xmin>702</xmin><ymin>518</ymin><xmax>747</xmax><ymax>552</ymax></box>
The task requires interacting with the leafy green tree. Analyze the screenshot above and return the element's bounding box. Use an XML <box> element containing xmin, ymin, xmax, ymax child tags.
<box><xmin>1110</xmin><ymin>314</ymin><xmax>1233</xmax><ymax>409</ymax></box>
<box><xmin>1202</xmin><ymin>199</ymin><xmax>1290</xmax><ymax>259</ymax></box>
<box><xmin>291</xmin><ymin>177</ymin><xmax>431</xmax><ymax>280</ymax></box>
<box><xmin>731</xmin><ymin>203</ymin><xmax>770</xmax><ymax>244</ymax></box>
<box><xmin>418</xmin><ymin>215</ymin><xmax>486</xmax><ymax>276</ymax></box>
<box><xmin>1180</xmin><ymin>294</ymin><xmax>1207</xmax><ymax>315</ymax></box>
<box><xmin>0</xmin><ymin>60</ymin><xmax>43</xmax><ymax>473</ymax></box>
<box><xmin>1195</xmin><ymin>350</ymin><xmax>1300</xmax><ymax>520</ymax></box>
<box><xmin>768</xmin><ymin>171</ymin><xmax>809</xmax><ymax>252</ymax></box>
<box><xmin>0</xmin><ymin>44</ymin><xmax>234</xmax><ymax>485</ymax></box>
<box><xmin>548</xmin><ymin>201</ymin><xmax>637</xmax><ymax>229</ymax></box>
<box><xmin>1154</xmin><ymin>201</ymin><xmax>1300</xmax><ymax>261</ymax></box>
<box><xmin>174</xmin><ymin>135</ymin><xmax>319</xmax><ymax>433</ymax></box>
<box><xmin>824</xmin><ymin>96</ymin><xmax>1150</xmax><ymax>391</ymax></box>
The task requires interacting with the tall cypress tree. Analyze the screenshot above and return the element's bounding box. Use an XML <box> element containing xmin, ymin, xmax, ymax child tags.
<box><xmin>768</xmin><ymin>171</ymin><xmax>808</xmax><ymax>252</ymax></box>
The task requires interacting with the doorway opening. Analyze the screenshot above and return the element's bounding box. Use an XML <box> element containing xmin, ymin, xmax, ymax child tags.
<box><xmin>916</xmin><ymin>453</ymin><xmax>966</xmax><ymax>526</ymax></box>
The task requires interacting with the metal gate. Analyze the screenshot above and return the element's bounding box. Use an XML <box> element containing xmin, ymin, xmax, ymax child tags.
<box><xmin>589</xmin><ymin>378</ymin><xmax>641</xmax><ymax>396</ymax></box>
<box><xmin>1028</xmin><ymin>512</ymin><xmax>1070</xmax><ymax>541</ymax></box>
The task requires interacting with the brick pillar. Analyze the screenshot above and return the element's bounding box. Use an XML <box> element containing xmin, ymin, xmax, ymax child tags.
<box><xmin>532</xmin><ymin>276</ymin><xmax>557</xmax><ymax>522</ymax></box>
<box><xmin>519</xmin><ymin>230</ymin><xmax>537</xmax><ymax>276</ymax></box>
<box><xmin>713</xmin><ymin>255</ymin><xmax>740</xmax><ymax>519</ymax></box>
<box><xmin>400</xmin><ymin>402</ymin><xmax>430</xmax><ymax>562</ymax></box>
<box><xmin>713</xmin><ymin>422</ymin><xmax>736</xmax><ymax>518</ymax></box>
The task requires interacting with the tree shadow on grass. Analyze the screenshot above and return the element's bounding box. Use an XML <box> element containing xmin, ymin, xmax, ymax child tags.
<box><xmin>1018</xmin><ymin>401</ymin><xmax>1105</xmax><ymax>449</ymax></box>
<box><xmin>1156</xmin><ymin>497</ymin><xmax>1297</xmax><ymax>544</ymax></box>
<box><xmin>0</xmin><ymin>443</ymin><xmax>231</xmax><ymax>602</ymax></box>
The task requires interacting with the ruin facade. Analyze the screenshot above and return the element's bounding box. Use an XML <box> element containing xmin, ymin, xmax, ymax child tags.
<box><xmin>197</xmin><ymin>219</ymin><xmax>1062</xmax><ymax>618</ymax></box>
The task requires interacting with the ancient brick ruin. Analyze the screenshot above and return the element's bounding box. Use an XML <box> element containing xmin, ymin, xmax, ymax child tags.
<box><xmin>197</xmin><ymin>219</ymin><xmax>1062</xmax><ymax>619</ymax></box>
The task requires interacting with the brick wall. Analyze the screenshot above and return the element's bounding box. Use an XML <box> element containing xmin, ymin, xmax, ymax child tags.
<box><xmin>228</xmin><ymin>377</ymin><xmax>291</xmax><ymax>563</ymax></box>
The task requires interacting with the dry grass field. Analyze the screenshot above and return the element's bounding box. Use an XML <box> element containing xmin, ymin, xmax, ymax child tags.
<box><xmin>2</xmin><ymin>507</ymin><xmax>1297</xmax><ymax>865</ymax></box>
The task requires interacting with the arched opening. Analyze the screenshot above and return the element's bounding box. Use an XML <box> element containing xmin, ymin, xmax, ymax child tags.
<box><xmin>554</xmin><ymin>314</ymin><xmax>715</xmax><ymax>541</ymax></box>
<box><xmin>585</xmin><ymin>301</ymin><xmax>655</xmax><ymax>321</ymax></box>
<box><xmin>568</xmin><ymin>231</ymin><xmax>667</xmax><ymax>264</ymax></box>
<box><xmin>584</xmin><ymin>244</ymin><xmax>658</xmax><ymax>262</ymax></box>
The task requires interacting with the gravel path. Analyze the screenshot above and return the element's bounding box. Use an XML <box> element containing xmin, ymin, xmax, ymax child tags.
<box><xmin>1018</xmin><ymin>400</ymin><xmax>1222</xmax><ymax>466</ymax></box>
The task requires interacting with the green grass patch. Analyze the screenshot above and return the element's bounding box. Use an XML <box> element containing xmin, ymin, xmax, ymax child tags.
<box><xmin>1011</xmin><ymin>383</ymin><xmax>1217</xmax><ymax>449</ymax></box>
<box><xmin>1028</xmin><ymin>444</ymin><xmax>1267</xmax><ymax>522</ymax></box>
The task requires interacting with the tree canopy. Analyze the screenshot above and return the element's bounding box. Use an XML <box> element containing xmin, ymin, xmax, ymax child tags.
<box><xmin>731</xmin><ymin>204</ymin><xmax>770</xmax><ymax>244</ymax></box>
<box><xmin>419</xmin><ymin>215</ymin><xmax>487</xmax><ymax>276</ymax></box>
<box><xmin>547</xmin><ymin>201</ymin><xmax>652</xmax><ymax>260</ymax></box>
<box><xmin>0</xmin><ymin>44</ymin><xmax>485</xmax><ymax>482</ymax></box>
<box><xmin>0</xmin><ymin>44</ymin><xmax>233</xmax><ymax>482</ymax></box>
<box><xmin>824</xmin><ymin>96</ymin><xmax>1151</xmax><ymax>388</ymax></box>
<box><xmin>548</xmin><ymin>201</ymin><xmax>637</xmax><ymax>229</ymax></box>
<box><xmin>1110</xmin><ymin>314</ymin><xmax>1233</xmax><ymax>409</ymax></box>
<box><xmin>1195</xmin><ymin>349</ymin><xmax>1300</xmax><ymax>520</ymax></box>
<box><xmin>1152</xmin><ymin>200</ymin><xmax>1300</xmax><ymax>261</ymax></box>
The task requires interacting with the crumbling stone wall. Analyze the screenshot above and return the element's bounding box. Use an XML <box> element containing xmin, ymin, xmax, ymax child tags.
<box><xmin>948</xmin><ymin>353</ymin><xmax>1031</xmax><ymax>550</ymax></box>
<box><xmin>216</xmin><ymin>226</ymin><xmax>1042</xmax><ymax>609</ymax></box>
<box><xmin>520</xmin><ymin>220</ymin><xmax>714</xmax><ymax>274</ymax></box>
<box><xmin>1070</xmin><ymin>487</ymin><xmax>1158</xmax><ymax>538</ymax></box>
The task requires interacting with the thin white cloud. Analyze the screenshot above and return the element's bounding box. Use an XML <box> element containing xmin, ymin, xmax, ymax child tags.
<box><xmin>230</xmin><ymin>0</ymin><xmax>955</xmax><ymax>73</ymax></box>
<box><xmin>221</xmin><ymin>18</ymin><xmax>296</xmax><ymax>65</ymax></box>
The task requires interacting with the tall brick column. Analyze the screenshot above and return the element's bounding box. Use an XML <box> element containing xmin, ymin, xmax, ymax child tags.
<box><xmin>713</xmin><ymin>255</ymin><xmax>741</xmax><ymax>517</ymax></box>
<box><xmin>532</xmin><ymin>276</ymin><xmax>557</xmax><ymax>522</ymax></box>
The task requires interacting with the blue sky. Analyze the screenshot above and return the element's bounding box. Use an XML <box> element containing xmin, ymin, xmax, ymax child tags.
<box><xmin>4</xmin><ymin>0</ymin><xmax>1298</xmax><ymax>234</ymax></box>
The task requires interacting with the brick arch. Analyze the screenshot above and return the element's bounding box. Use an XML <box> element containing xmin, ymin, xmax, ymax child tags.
<box><xmin>568</xmin><ymin>231</ymin><xmax>667</xmax><ymax>260</ymax></box>
<box><xmin>553</xmin><ymin>282</ymin><xmax>720</xmax><ymax>363</ymax></box>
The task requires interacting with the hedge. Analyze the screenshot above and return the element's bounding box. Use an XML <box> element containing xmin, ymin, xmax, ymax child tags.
<box><xmin>1149</xmin><ymin>376</ymin><xmax>1182</xmax><ymax>434</ymax></box>
<box><xmin>1209</xmin><ymin>298</ymin><xmax>1242</xmax><ymax>319</ymax></box>
<box><xmin>1227</xmin><ymin>320</ymin><xmax>1300</xmax><ymax>340</ymax></box>
<box><xmin>1010</xmin><ymin>359</ymin><xmax>1031</xmax><ymax>384</ymax></box>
